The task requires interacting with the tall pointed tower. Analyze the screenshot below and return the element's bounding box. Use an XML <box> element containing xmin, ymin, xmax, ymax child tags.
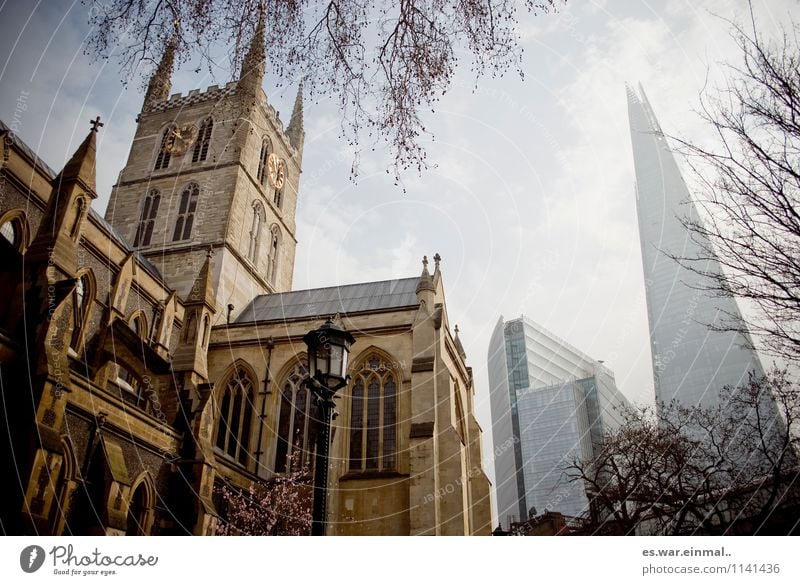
<box><xmin>105</xmin><ymin>11</ymin><xmax>303</xmax><ymax>322</ymax></box>
<box><xmin>627</xmin><ymin>84</ymin><xmax>762</xmax><ymax>408</ymax></box>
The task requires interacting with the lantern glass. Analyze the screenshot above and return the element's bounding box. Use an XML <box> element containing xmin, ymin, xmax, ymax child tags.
<box><xmin>304</xmin><ymin>319</ymin><xmax>355</xmax><ymax>387</ymax></box>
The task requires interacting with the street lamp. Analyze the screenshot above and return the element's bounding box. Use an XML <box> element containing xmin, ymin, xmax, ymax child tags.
<box><xmin>303</xmin><ymin>317</ymin><xmax>355</xmax><ymax>536</ymax></box>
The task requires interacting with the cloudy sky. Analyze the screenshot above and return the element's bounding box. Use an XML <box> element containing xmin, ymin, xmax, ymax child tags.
<box><xmin>1</xmin><ymin>0</ymin><xmax>796</xmax><ymax>483</ymax></box>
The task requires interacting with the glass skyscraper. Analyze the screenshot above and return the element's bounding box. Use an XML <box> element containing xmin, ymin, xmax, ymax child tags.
<box><xmin>488</xmin><ymin>316</ymin><xmax>631</xmax><ymax>526</ymax></box>
<box><xmin>627</xmin><ymin>84</ymin><xmax>763</xmax><ymax>408</ymax></box>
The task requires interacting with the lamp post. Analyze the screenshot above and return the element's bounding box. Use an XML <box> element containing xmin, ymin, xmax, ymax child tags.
<box><xmin>303</xmin><ymin>318</ymin><xmax>355</xmax><ymax>536</ymax></box>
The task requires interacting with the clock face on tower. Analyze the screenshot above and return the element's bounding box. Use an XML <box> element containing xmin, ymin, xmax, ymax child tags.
<box><xmin>267</xmin><ymin>152</ymin><xmax>286</xmax><ymax>190</ymax></box>
<box><xmin>164</xmin><ymin>123</ymin><xmax>199</xmax><ymax>156</ymax></box>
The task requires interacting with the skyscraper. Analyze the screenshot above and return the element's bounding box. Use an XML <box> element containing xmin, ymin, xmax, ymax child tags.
<box><xmin>488</xmin><ymin>315</ymin><xmax>631</xmax><ymax>525</ymax></box>
<box><xmin>627</xmin><ymin>84</ymin><xmax>763</xmax><ymax>408</ymax></box>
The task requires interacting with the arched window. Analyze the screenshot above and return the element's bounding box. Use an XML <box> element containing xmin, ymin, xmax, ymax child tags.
<box><xmin>172</xmin><ymin>183</ymin><xmax>199</xmax><ymax>241</ymax></box>
<box><xmin>126</xmin><ymin>477</ymin><xmax>154</xmax><ymax>535</ymax></box>
<box><xmin>248</xmin><ymin>201</ymin><xmax>266</xmax><ymax>264</ymax></box>
<box><xmin>150</xmin><ymin>306</ymin><xmax>163</xmax><ymax>344</ymax></box>
<box><xmin>49</xmin><ymin>439</ymin><xmax>78</xmax><ymax>535</ymax></box>
<box><xmin>133</xmin><ymin>189</ymin><xmax>160</xmax><ymax>247</ymax></box>
<box><xmin>256</xmin><ymin>137</ymin><xmax>272</xmax><ymax>185</ymax></box>
<box><xmin>275</xmin><ymin>360</ymin><xmax>312</xmax><ymax>473</ymax></box>
<box><xmin>192</xmin><ymin>117</ymin><xmax>213</xmax><ymax>163</ymax></box>
<box><xmin>184</xmin><ymin>312</ymin><xmax>197</xmax><ymax>342</ymax></box>
<box><xmin>70</xmin><ymin>272</ymin><xmax>93</xmax><ymax>351</ymax></box>
<box><xmin>215</xmin><ymin>366</ymin><xmax>256</xmax><ymax>465</ymax></box>
<box><xmin>0</xmin><ymin>210</ymin><xmax>29</xmax><ymax>252</ymax></box>
<box><xmin>130</xmin><ymin>312</ymin><xmax>148</xmax><ymax>340</ymax></box>
<box><xmin>154</xmin><ymin>124</ymin><xmax>175</xmax><ymax>170</ymax></box>
<box><xmin>274</xmin><ymin>160</ymin><xmax>286</xmax><ymax>209</ymax></box>
<box><xmin>70</xmin><ymin>197</ymin><xmax>86</xmax><ymax>240</ymax></box>
<box><xmin>201</xmin><ymin>315</ymin><xmax>210</xmax><ymax>348</ymax></box>
<box><xmin>267</xmin><ymin>224</ymin><xmax>280</xmax><ymax>283</ymax></box>
<box><xmin>348</xmin><ymin>354</ymin><xmax>397</xmax><ymax>472</ymax></box>
<box><xmin>0</xmin><ymin>220</ymin><xmax>18</xmax><ymax>249</ymax></box>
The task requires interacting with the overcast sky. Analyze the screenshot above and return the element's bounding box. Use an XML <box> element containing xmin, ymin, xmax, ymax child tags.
<box><xmin>1</xmin><ymin>0</ymin><xmax>797</xmax><ymax>491</ymax></box>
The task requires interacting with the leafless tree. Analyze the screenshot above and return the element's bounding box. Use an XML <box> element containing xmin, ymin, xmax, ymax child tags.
<box><xmin>674</xmin><ymin>15</ymin><xmax>800</xmax><ymax>362</ymax></box>
<box><xmin>85</xmin><ymin>0</ymin><xmax>559</xmax><ymax>177</ymax></box>
<box><xmin>566</xmin><ymin>403</ymin><xmax>717</xmax><ymax>535</ymax></box>
<box><xmin>566</xmin><ymin>368</ymin><xmax>800</xmax><ymax>535</ymax></box>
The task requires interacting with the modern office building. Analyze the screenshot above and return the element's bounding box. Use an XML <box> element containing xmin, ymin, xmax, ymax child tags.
<box><xmin>627</xmin><ymin>84</ymin><xmax>763</xmax><ymax>408</ymax></box>
<box><xmin>488</xmin><ymin>315</ymin><xmax>631</xmax><ymax>526</ymax></box>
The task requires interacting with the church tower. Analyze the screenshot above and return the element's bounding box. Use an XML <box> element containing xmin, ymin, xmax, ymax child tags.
<box><xmin>105</xmin><ymin>8</ymin><xmax>304</xmax><ymax>322</ymax></box>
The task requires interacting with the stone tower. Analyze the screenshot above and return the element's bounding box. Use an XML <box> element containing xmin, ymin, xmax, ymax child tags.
<box><xmin>105</xmin><ymin>10</ymin><xmax>304</xmax><ymax>322</ymax></box>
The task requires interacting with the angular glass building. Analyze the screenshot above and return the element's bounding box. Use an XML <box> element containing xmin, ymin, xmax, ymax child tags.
<box><xmin>627</xmin><ymin>84</ymin><xmax>763</xmax><ymax>408</ymax></box>
<box><xmin>488</xmin><ymin>316</ymin><xmax>631</xmax><ymax>526</ymax></box>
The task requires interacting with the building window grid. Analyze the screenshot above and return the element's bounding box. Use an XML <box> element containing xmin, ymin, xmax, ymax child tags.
<box><xmin>154</xmin><ymin>125</ymin><xmax>174</xmax><ymax>170</ymax></box>
<box><xmin>133</xmin><ymin>189</ymin><xmax>161</xmax><ymax>247</ymax></box>
<box><xmin>348</xmin><ymin>355</ymin><xmax>397</xmax><ymax>472</ymax></box>
<box><xmin>256</xmin><ymin>137</ymin><xmax>272</xmax><ymax>185</ymax></box>
<box><xmin>215</xmin><ymin>368</ymin><xmax>256</xmax><ymax>466</ymax></box>
<box><xmin>172</xmin><ymin>183</ymin><xmax>199</xmax><ymax>241</ymax></box>
<box><xmin>0</xmin><ymin>221</ymin><xmax>16</xmax><ymax>246</ymax></box>
<box><xmin>192</xmin><ymin>117</ymin><xmax>213</xmax><ymax>163</ymax></box>
<box><xmin>275</xmin><ymin>361</ymin><xmax>312</xmax><ymax>473</ymax></box>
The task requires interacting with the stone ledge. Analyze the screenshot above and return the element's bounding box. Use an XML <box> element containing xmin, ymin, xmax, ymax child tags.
<box><xmin>411</xmin><ymin>356</ymin><xmax>434</xmax><ymax>373</ymax></box>
<box><xmin>339</xmin><ymin>470</ymin><xmax>409</xmax><ymax>481</ymax></box>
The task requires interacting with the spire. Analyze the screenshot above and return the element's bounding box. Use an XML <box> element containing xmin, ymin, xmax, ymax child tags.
<box><xmin>238</xmin><ymin>3</ymin><xmax>266</xmax><ymax>97</ymax></box>
<box><xmin>143</xmin><ymin>37</ymin><xmax>176</xmax><ymax>111</ymax></box>
<box><xmin>416</xmin><ymin>255</ymin><xmax>435</xmax><ymax>294</ymax></box>
<box><xmin>286</xmin><ymin>81</ymin><xmax>305</xmax><ymax>150</ymax></box>
<box><xmin>187</xmin><ymin>246</ymin><xmax>217</xmax><ymax>309</ymax></box>
<box><xmin>52</xmin><ymin>117</ymin><xmax>99</xmax><ymax>196</ymax></box>
<box><xmin>454</xmin><ymin>324</ymin><xmax>467</xmax><ymax>360</ymax></box>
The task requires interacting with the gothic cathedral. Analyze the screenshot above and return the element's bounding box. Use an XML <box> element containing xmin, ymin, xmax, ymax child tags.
<box><xmin>0</xmin><ymin>12</ymin><xmax>492</xmax><ymax>536</ymax></box>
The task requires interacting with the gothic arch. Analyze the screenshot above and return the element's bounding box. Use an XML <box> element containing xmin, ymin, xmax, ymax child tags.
<box><xmin>192</xmin><ymin>116</ymin><xmax>213</xmax><ymax>163</ymax></box>
<box><xmin>257</xmin><ymin>136</ymin><xmax>272</xmax><ymax>185</ymax></box>
<box><xmin>183</xmin><ymin>312</ymin><xmax>198</xmax><ymax>342</ymax></box>
<box><xmin>126</xmin><ymin>472</ymin><xmax>156</xmax><ymax>535</ymax></box>
<box><xmin>201</xmin><ymin>314</ymin><xmax>211</xmax><ymax>348</ymax></box>
<box><xmin>69</xmin><ymin>196</ymin><xmax>87</xmax><ymax>240</ymax></box>
<box><xmin>133</xmin><ymin>188</ymin><xmax>161</xmax><ymax>248</ymax></box>
<box><xmin>154</xmin><ymin>123</ymin><xmax>176</xmax><ymax>170</ymax></box>
<box><xmin>172</xmin><ymin>182</ymin><xmax>200</xmax><ymax>241</ymax></box>
<box><xmin>128</xmin><ymin>310</ymin><xmax>149</xmax><ymax>340</ymax></box>
<box><xmin>344</xmin><ymin>347</ymin><xmax>402</xmax><ymax>473</ymax></box>
<box><xmin>214</xmin><ymin>360</ymin><xmax>259</xmax><ymax>467</ymax></box>
<box><xmin>247</xmin><ymin>200</ymin><xmax>266</xmax><ymax>265</ymax></box>
<box><xmin>0</xmin><ymin>208</ymin><xmax>30</xmax><ymax>252</ymax></box>
<box><xmin>266</xmin><ymin>224</ymin><xmax>281</xmax><ymax>283</ymax></box>
<box><xmin>273</xmin><ymin>354</ymin><xmax>312</xmax><ymax>473</ymax></box>
<box><xmin>346</xmin><ymin>346</ymin><xmax>405</xmax><ymax>381</ymax></box>
<box><xmin>70</xmin><ymin>268</ymin><xmax>96</xmax><ymax>353</ymax></box>
<box><xmin>217</xmin><ymin>358</ymin><xmax>259</xmax><ymax>391</ymax></box>
<box><xmin>50</xmin><ymin>436</ymin><xmax>79</xmax><ymax>535</ymax></box>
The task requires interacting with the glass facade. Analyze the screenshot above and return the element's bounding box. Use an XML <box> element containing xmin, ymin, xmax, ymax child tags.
<box><xmin>488</xmin><ymin>316</ymin><xmax>632</xmax><ymax>524</ymax></box>
<box><xmin>627</xmin><ymin>84</ymin><xmax>763</xmax><ymax>408</ymax></box>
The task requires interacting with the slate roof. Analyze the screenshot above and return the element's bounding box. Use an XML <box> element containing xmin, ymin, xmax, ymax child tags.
<box><xmin>236</xmin><ymin>277</ymin><xmax>421</xmax><ymax>323</ymax></box>
<box><xmin>0</xmin><ymin>119</ymin><xmax>57</xmax><ymax>177</ymax></box>
<box><xmin>1</xmin><ymin>119</ymin><xmax>164</xmax><ymax>283</ymax></box>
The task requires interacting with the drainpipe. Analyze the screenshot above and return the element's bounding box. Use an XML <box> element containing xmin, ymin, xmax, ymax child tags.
<box><xmin>255</xmin><ymin>337</ymin><xmax>274</xmax><ymax>475</ymax></box>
